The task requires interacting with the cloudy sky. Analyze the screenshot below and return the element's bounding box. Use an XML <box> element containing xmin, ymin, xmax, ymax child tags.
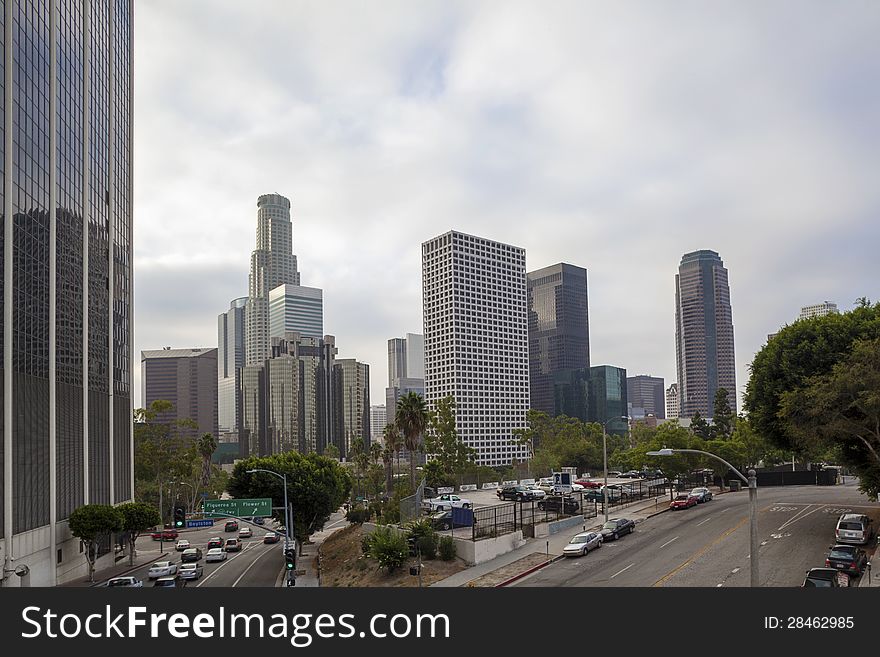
<box><xmin>133</xmin><ymin>0</ymin><xmax>880</xmax><ymax>411</ymax></box>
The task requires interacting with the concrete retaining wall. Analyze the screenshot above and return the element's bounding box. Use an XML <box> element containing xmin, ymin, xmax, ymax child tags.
<box><xmin>452</xmin><ymin>531</ymin><xmax>525</xmax><ymax>565</ymax></box>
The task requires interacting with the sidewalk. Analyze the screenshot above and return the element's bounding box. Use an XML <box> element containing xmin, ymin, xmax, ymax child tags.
<box><xmin>431</xmin><ymin>493</ymin><xmax>676</xmax><ymax>587</ymax></box>
<box><xmin>59</xmin><ymin>549</ymin><xmax>168</xmax><ymax>587</ymax></box>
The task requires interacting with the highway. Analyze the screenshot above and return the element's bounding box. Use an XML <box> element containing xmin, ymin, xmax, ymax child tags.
<box><xmin>515</xmin><ymin>481</ymin><xmax>879</xmax><ymax>587</ymax></box>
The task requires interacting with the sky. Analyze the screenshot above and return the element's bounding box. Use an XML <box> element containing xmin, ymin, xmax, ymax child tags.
<box><xmin>133</xmin><ymin>0</ymin><xmax>880</xmax><ymax>412</ymax></box>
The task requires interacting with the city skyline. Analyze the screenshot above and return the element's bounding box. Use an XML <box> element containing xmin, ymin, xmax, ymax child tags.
<box><xmin>133</xmin><ymin>2</ymin><xmax>880</xmax><ymax>414</ymax></box>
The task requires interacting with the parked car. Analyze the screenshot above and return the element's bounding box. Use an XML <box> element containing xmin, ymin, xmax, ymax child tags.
<box><xmin>569</xmin><ymin>482</ymin><xmax>585</xmax><ymax>492</ymax></box>
<box><xmin>181</xmin><ymin>547</ymin><xmax>203</xmax><ymax>563</ymax></box>
<box><xmin>207</xmin><ymin>537</ymin><xmax>224</xmax><ymax>550</ymax></box>
<box><xmin>239</xmin><ymin>527</ymin><xmax>253</xmax><ymax>539</ymax></box>
<box><xmin>106</xmin><ymin>576</ymin><xmax>143</xmax><ymax>587</ymax></box>
<box><xmin>497</xmin><ymin>485</ymin><xmax>539</xmax><ymax>502</ymax></box>
<box><xmin>224</xmin><ymin>520</ymin><xmax>239</xmax><ymax>533</ymax></box>
<box><xmin>835</xmin><ymin>514</ymin><xmax>874</xmax><ymax>545</ymax></box>
<box><xmin>825</xmin><ymin>545</ymin><xmax>869</xmax><ymax>576</ymax></box>
<box><xmin>563</xmin><ymin>531</ymin><xmax>603</xmax><ymax>557</ymax></box>
<box><xmin>429</xmin><ymin>510</ymin><xmax>471</xmax><ymax>531</ymax></box>
<box><xmin>599</xmin><ymin>518</ymin><xmax>635</xmax><ymax>541</ymax></box>
<box><xmin>525</xmin><ymin>485</ymin><xmax>546</xmax><ymax>499</ymax></box>
<box><xmin>224</xmin><ymin>538</ymin><xmax>242</xmax><ymax>552</ymax></box>
<box><xmin>640</xmin><ymin>469</ymin><xmax>664</xmax><ymax>479</ymax></box>
<box><xmin>670</xmin><ymin>493</ymin><xmax>698</xmax><ymax>510</ymax></box>
<box><xmin>206</xmin><ymin>547</ymin><xmax>228</xmax><ymax>563</ymax></box>
<box><xmin>151</xmin><ymin>529</ymin><xmax>178</xmax><ymax>541</ymax></box>
<box><xmin>536</xmin><ymin>477</ymin><xmax>555</xmax><ymax>493</ymax></box>
<box><xmin>575</xmin><ymin>479</ymin><xmax>602</xmax><ymax>489</ymax></box>
<box><xmin>175</xmin><ymin>539</ymin><xmax>191</xmax><ymax>552</ymax></box>
<box><xmin>423</xmin><ymin>494</ymin><xmax>472</xmax><ymax>511</ymax></box>
<box><xmin>147</xmin><ymin>561</ymin><xmax>178</xmax><ymax>579</ymax></box>
<box><xmin>537</xmin><ymin>495</ymin><xmax>580</xmax><ymax>515</ymax></box>
<box><xmin>263</xmin><ymin>531</ymin><xmax>281</xmax><ymax>544</ymax></box>
<box><xmin>607</xmin><ymin>471</ymin><xmax>622</xmax><ymax>477</ymax></box>
<box><xmin>690</xmin><ymin>487</ymin><xmax>713</xmax><ymax>503</ymax></box>
<box><xmin>153</xmin><ymin>575</ymin><xmax>183</xmax><ymax>588</ymax></box>
<box><xmin>178</xmin><ymin>563</ymin><xmax>204</xmax><ymax>581</ymax></box>
<box><xmin>802</xmin><ymin>567</ymin><xmax>848</xmax><ymax>587</ymax></box>
<box><xmin>619</xmin><ymin>471</ymin><xmax>642</xmax><ymax>479</ymax></box>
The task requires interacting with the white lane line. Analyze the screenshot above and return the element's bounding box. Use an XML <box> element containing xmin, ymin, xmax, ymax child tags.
<box><xmin>232</xmin><ymin>544</ymin><xmax>273</xmax><ymax>587</ymax></box>
<box><xmin>696</xmin><ymin>516</ymin><xmax>713</xmax><ymax>526</ymax></box>
<box><xmin>732</xmin><ymin>567</ymin><xmax>740</xmax><ymax>574</ymax></box>
<box><xmin>716</xmin><ymin>583</ymin><xmax>723</xmax><ymax>587</ymax></box>
<box><xmin>197</xmin><ymin>541</ymin><xmax>258</xmax><ymax>587</ymax></box>
<box><xmin>659</xmin><ymin>536</ymin><xmax>679</xmax><ymax>549</ymax></box>
<box><xmin>777</xmin><ymin>504</ymin><xmax>813</xmax><ymax>530</ymax></box>
<box><xmin>718</xmin><ymin>508</ymin><xmax>729</xmax><ymax>514</ymax></box>
<box><xmin>324</xmin><ymin>518</ymin><xmax>347</xmax><ymax>530</ymax></box>
<box><xmin>610</xmin><ymin>563</ymin><xmax>634</xmax><ymax>579</ymax></box>
<box><xmin>779</xmin><ymin>504</ymin><xmax>827</xmax><ymax>531</ymax></box>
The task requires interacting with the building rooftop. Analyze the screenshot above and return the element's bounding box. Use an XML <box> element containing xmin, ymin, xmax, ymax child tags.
<box><xmin>141</xmin><ymin>348</ymin><xmax>217</xmax><ymax>360</ymax></box>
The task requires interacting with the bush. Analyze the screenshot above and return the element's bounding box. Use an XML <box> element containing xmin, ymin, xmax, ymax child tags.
<box><xmin>406</xmin><ymin>519</ymin><xmax>439</xmax><ymax>560</ymax></box>
<box><xmin>368</xmin><ymin>526</ymin><xmax>409</xmax><ymax>572</ymax></box>
<box><xmin>361</xmin><ymin>532</ymin><xmax>373</xmax><ymax>556</ymax></box>
<box><xmin>438</xmin><ymin>535</ymin><xmax>457</xmax><ymax>561</ymax></box>
<box><xmin>346</xmin><ymin>506</ymin><xmax>372</xmax><ymax>524</ymax></box>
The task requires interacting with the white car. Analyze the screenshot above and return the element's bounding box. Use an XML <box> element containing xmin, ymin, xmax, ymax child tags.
<box><xmin>525</xmin><ymin>485</ymin><xmax>546</xmax><ymax>499</ymax></box>
<box><xmin>536</xmin><ymin>478</ymin><xmax>555</xmax><ymax>493</ymax></box>
<box><xmin>239</xmin><ymin>527</ymin><xmax>253</xmax><ymax>539</ymax></box>
<box><xmin>147</xmin><ymin>561</ymin><xmax>177</xmax><ymax>579</ymax></box>
<box><xmin>106</xmin><ymin>576</ymin><xmax>143</xmax><ymax>587</ymax></box>
<box><xmin>563</xmin><ymin>531</ymin><xmax>603</xmax><ymax>557</ymax></box>
<box><xmin>178</xmin><ymin>563</ymin><xmax>203</xmax><ymax>580</ymax></box>
<box><xmin>569</xmin><ymin>482</ymin><xmax>585</xmax><ymax>492</ymax></box>
<box><xmin>424</xmin><ymin>494</ymin><xmax>472</xmax><ymax>511</ymax></box>
<box><xmin>205</xmin><ymin>548</ymin><xmax>227</xmax><ymax>563</ymax></box>
<box><xmin>175</xmin><ymin>539</ymin><xmax>190</xmax><ymax>552</ymax></box>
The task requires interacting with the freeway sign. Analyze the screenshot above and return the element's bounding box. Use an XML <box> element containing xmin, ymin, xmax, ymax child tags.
<box><xmin>186</xmin><ymin>519</ymin><xmax>214</xmax><ymax>528</ymax></box>
<box><xmin>203</xmin><ymin>498</ymin><xmax>272</xmax><ymax>518</ymax></box>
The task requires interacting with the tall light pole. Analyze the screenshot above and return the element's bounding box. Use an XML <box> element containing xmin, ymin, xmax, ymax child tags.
<box><xmin>647</xmin><ymin>448</ymin><xmax>759</xmax><ymax>587</ymax></box>
<box><xmin>173</xmin><ymin>480</ymin><xmax>195</xmax><ymax>515</ymax></box>
<box><xmin>601</xmin><ymin>416</ymin><xmax>630</xmax><ymax>522</ymax></box>
<box><xmin>246</xmin><ymin>468</ymin><xmax>290</xmax><ymax>552</ymax></box>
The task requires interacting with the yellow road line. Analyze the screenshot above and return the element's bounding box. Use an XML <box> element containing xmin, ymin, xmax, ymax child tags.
<box><xmin>652</xmin><ymin>515</ymin><xmax>749</xmax><ymax>587</ymax></box>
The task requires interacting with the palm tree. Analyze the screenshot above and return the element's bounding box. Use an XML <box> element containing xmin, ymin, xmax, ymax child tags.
<box><xmin>396</xmin><ymin>392</ymin><xmax>429</xmax><ymax>488</ymax></box>
<box><xmin>381</xmin><ymin>443</ymin><xmax>394</xmax><ymax>495</ymax></box>
<box><xmin>383</xmin><ymin>423</ymin><xmax>403</xmax><ymax>492</ymax></box>
<box><xmin>369</xmin><ymin>441</ymin><xmax>382</xmax><ymax>466</ymax></box>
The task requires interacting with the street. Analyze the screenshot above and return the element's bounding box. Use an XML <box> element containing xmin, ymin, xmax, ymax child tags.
<box><xmin>515</xmin><ymin>481</ymin><xmax>879</xmax><ymax>587</ymax></box>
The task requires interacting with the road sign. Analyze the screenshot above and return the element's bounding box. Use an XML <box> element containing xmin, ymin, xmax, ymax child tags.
<box><xmin>203</xmin><ymin>498</ymin><xmax>272</xmax><ymax>518</ymax></box>
<box><xmin>186</xmin><ymin>519</ymin><xmax>214</xmax><ymax>528</ymax></box>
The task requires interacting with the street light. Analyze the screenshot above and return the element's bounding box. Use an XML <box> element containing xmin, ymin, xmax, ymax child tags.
<box><xmin>601</xmin><ymin>416</ymin><xmax>630</xmax><ymax>522</ymax></box>
<box><xmin>173</xmin><ymin>480</ymin><xmax>195</xmax><ymax>514</ymax></box>
<box><xmin>647</xmin><ymin>447</ymin><xmax>759</xmax><ymax>587</ymax></box>
<box><xmin>246</xmin><ymin>468</ymin><xmax>291</xmax><ymax>555</ymax></box>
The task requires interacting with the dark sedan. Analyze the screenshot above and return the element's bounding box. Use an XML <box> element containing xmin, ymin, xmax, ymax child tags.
<box><xmin>497</xmin><ymin>485</ymin><xmax>539</xmax><ymax>502</ymax></box>
<box><xmin>599</xmin><ymin>518</ymin><xmax>635</xmax><ymax>541</ymax></box>
<box><xmin>537</xmin><ymin>495</ymin><xmax>580</xmax><ymax>515</ymax></box>
<box><xmin>825</xmin><ymin>545</ymin><xmax>869</xmax><ymax>577</ymax></box>
<box><xmin>180</xmin><ymin>547</ymin><xmax>203</xmax><ymax>563</ymax></box>
<box><xmin>802</xmin><ymin>568</ymin><xmax>847</xmax><ymax>587</ymax></box>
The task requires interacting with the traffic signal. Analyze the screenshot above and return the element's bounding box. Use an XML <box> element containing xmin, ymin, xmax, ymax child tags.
<box><xmin>284</xmin><ymin>547</ymin><xmax>296</xmax><ymax>571</ymax></box>
<box><xmin>173</xmin><ymin>504</ymin><xmax>186</xmax><ymax>528</ymax></box>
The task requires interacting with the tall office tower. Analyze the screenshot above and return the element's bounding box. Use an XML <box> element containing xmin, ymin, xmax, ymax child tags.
<box><xmin>370</xmin><ymin>405</ymin><xmax>387</xmax><ymax>443</ymax></box>
<box><xmin>674</xmin><ymin>250</ymin><xmax>736</xmax><ymax>419</ymax></box>
<box><xmin>0</xmin><ymin>0</ymin><xmax>133</xmax><ymax>587</ymax></box>
<box><xmin>388</xmin><ymin>338</ymin><xmax>407</xmax><ymax>386</ymax></box>
<box><xmin>527</xmin><ymin>263</ymin><xmax>590</xmax><ymax>419</ymax></box>
<box><xmin>141</xmin><ymin>348</ymin><xmax>219</xmax><ymax>441</ymax></box>
<box><xmin>626</xmin><ymin>375</ymin><xmax>666</xmax><ymax>420</ymax></box>
<box><xmin>799</xmin><ymin>301</ymin><xmax>838</xmax><ymax>320</ymax></box>
<box><xmin>666</xmin><ymin>383</ymin><xmax>680</xmax><ymax>420</ymax></box>
<box><xmin>385</xmin><ymin>333</ymin><xmax>425</xmax><ymax>424</ymax></box>
<box><xmin>268</xmin><ymin>284</ymin><xmax>323</xmax><ymax>340</ymax></box>
<box><xmin>245</xmin><ymin>193</ymin><xmax>300</xmax><ymax>366</ymax></box>
<box><xmin>218</xmin><ymin>297</ymin><xmax>247</xmax><ymax>442</ymax></box>
<box><xmin>422</xmin><ymin>231</ymin><xmax>529</xmax><ymax>467</ymax></box>
<box><xmin>588</xmin><ymin>366</ymin><xmax>628</xmax><ymax>436</ymax></box>
<box><xmin>334</xmin><ymin>359</ymin><xmax>371</xmax><ymax>459</ymax></box>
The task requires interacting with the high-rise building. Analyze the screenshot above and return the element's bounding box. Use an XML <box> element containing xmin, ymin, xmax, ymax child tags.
<box><xmin>674</xmin><ymin>250</ymin><xmax>736</xmax><ymax>419</ymax></box>
<box><xmin>798</xmin><ymin>301</ymin><xmax>838</xmax><ymax>320</ymax></box>
<box><xmin>370</xmin><ymin>405</ymin><xmax>387</xmax><ymax>443</ymax></box>
<box><xmin>588</xmin><ymin>366</ymin><xmax>628</xmax><ymax>436</ymax></box>
<box><xmin>218</xmin><ymin>297</ymin><xmax>247</xmax><ymax>441</ymax></box>
<box><xmin>387</xmin><ymin>338</ymin><xmax>407</xmax><ymax>387</ymax></box>
<box><xmin>0</xmin><ymin>0</ymin><xmax>134</xmax><ymax>587</ymax></box>
<box><xmin>245</xmin><ymin>194</ymin><xmax>300</xmax><ymax>366</ymax></box>
<box><xmin>422</xmin><ymin>231</ymin><xmax>529</xmax><ymax>467</ymax></box>
<box><xmin>334</xmin><ymin>359</ymin><xmax>371</xmax><ymax>458</ymax></box>
<box><xmin>527</xmin><ymin>263</ymin><xmax>590</xmax><ymax>419</ymax></box>
<box><xmin>626</xmin><ymin>375</ymin><xmax>665</xmax><ymax>420</ymax></box>
<box><xmin>385</xmin><ymin>333</ymin><xmax>425</xmax><ymax>425</ymax></box>
<box><xmin>666</xmin><ymin>383</ymin><xmax>680</xmax><ymax>420</ymax></box>
<box><xmin>141</xmin><ymin>348</ymin><xmax>219</xmax><ymax>441</ymax></box>
<box><xmin>268</xmin><ymin>284</ymin><xmax>323</xmax><ymax>341</ymax></box>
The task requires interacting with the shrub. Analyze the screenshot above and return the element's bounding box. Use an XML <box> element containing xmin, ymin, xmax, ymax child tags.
<box><xmin>405</xmin><ymin>519</ymin><xmax>439</xmax><ymax>560</ymax></box>
<box><xmin>438</xmin><ymin>535</ymin><xmax>457</xmax><ymax>561</ymax></box>
<box><xmin>346</xmin><ymin>506</ymin><xmax>372</xmax><ymax>524</ymax></box>
<box><xmin>369</xmin><ymin>526</ymin><xmax>409</xmax><ymax>572</ymax></box>
<box><xmin>361</xmin><ymin>532</ymin><xmax>373</xmax><ymax>556</ymax></box>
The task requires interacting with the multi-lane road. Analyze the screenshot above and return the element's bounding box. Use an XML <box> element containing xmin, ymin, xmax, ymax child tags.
<box><xmin>516</xmin><ymin>481</ymin><xmax>879</xmax><ymax>587</ymax></box>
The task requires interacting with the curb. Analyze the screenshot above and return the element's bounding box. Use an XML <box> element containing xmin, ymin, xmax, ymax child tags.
<box><xmin>82</xmin><ymin>550</ymin><xmax>169</xmax><ymax>587</ymax></box>
<box><xmin>494</xmin><ymin>554</ymin><xmax>565</xmax><ymax>588</ymax></box>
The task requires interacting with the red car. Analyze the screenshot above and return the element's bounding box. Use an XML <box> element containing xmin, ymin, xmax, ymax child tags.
<box><xmin>151</xmin><ymin>529</ymin><xmax>179</xmax><ymax>541</ymax></box>
<box><xmin>575</xmin><ymin>480</ymin><xmax>602</xmax><ymax>489</ymax></box>
<box><xmin>669</xmin><ymin>493</ymin><xmax>698</xmax><ymax>510</ymax></box>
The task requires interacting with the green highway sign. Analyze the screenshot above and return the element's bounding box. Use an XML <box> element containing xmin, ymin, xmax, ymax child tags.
<box><xmin>203</xmin><ymin>498</ymin><xmax>273</xmax><ymax>518</ymax></box>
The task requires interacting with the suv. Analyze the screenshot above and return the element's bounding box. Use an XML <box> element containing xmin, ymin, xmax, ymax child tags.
<box><xmin>835</xmin><ymin>514</ymin><xmax>874</xmax><ymax>545</ymax></box>
<box><xmin>497</xmin><ymin>485</ymin><xmax>538</xmax><ymax>502</ymax></box>
<box><xmin>224</xmin><ymin>538</ymin><xmax>242</xmax><ymax>552</ymax></box>
<box><xmin>224</xmin><ymin>520</ymin><xmax>239</xmax><ymax>533</ymax></box>
<box><xmin>537</xmin><ymin>495</ymin><xmax>580</xmax><ymax>515</ymax></box>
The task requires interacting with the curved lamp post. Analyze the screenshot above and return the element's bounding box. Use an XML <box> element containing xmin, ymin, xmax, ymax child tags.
<box><xmin>647</xmin><ymin>447</ymin><xmax>759</xmax><ymax>587</ymax></box>
<box><xmin>246</xmin><ymin>468</ymin><xmax>290</xmax><ymax>553</ymax></box>
<box><xmin>601</xmin><ymin>416</ymin><xmax>630</xmax><ymax>522</ymax></box>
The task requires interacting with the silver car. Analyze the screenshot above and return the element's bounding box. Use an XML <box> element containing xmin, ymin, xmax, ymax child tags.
<box><xmin>690</xmin><ymin>487</ymin><xmax>713</xmax><ymax>503</ymax></box>
<box><xmin>178</xmin><ymin>563</ymin><xmax>203</xmax><ymax>581</ymax></box>
<box><xmin>147</xmin><ymin>561</ymin><xmax>177</xmax><ymax>579</ymax></box>
<box><xmin>563</xmin><ymin>531</ymin><xmax>603</xmax><ymax>557</ymax></box>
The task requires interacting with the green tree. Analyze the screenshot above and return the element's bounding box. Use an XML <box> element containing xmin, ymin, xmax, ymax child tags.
<box><xmin>620</xmin><ymin>423</ymin><xmax>702</xmax><ymax>499</ymax></box>
<box><xmin>117</xmin><ymin>502</ymin><xmax>161</xmax><ymax>567</ymax></box>
<box><xmin>396</xmin><ymin>392</ymin><xmax>429</xmax><ymax>487</ymax></box>
<box><xmin>228</xmin><ymin>452</ymin><xmax>351</xmax><ymax>554</ymax></box>
<box><xmin>424</xmin><ymin>396</ymin><xmax>477</xmax><ymax>487</ymax></box>
<box><xmin>710</xmin><ymin>388</ymin><xmax>735</xmax><ymax>439</ymax></box>
<box><xmin>324</xmin><ymin>443</ymin><xmax>341</xmax><ymax>460</ymax></box>
<box><xmin>690</xmin><ymin>412</ymin><xmax>712</xmax><ymax>440</ymax></box>
<box><xmin>68</xmin><ymin>504</ymin><xmax>124</xmax><ymax>582</ymax></box>
<box><xmin>196</xmin><ymin>432</ymin><xmax>217</xmax><ymax>488</ymax></box>
<box><xmin>383</xmin><ymin>423</ymin><xmax>404</xmax><ymax>493</ymax></box>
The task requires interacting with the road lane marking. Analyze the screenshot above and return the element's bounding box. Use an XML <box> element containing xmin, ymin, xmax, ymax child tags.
<box><xmin>732</xmin><ymin>567</ymin><xmax>740</xmax><ymax>574</ymax></box>
<box><xmin>659</xmin><ymin>537</ymin><xmax>679</xmax><ymax>549</ymax></box>
<box><xmin>232</xmin><ymin>543</ymin><xmax>274</xmax><ymax>587</ymax></box>
<box><xmin>610</xmin><ymin>563</ymin><xmax>634</xmax><ymax>579</ymax></box>
<box><xmin>197</xmin><ymin>541</ymin><xmax>258</xmax><ymax>587</ymax></box>
<box><xmin>718</xmin><ymin>508</ymin><xmax>729</xmax><ymax>514</ymax></box>
<box><xmin>696</xmin><ymin>516</ymin><xmax>713</xmax><ymax>526</ymax></box>
<box><xmin>716</xmin><ymin>583</ymin><xmax>723</xmax><ymax>587</ymax></box>
<box><xmin>779</xmin><ymin>504</ymin><xmax>827</xmax><ymax>531</ymax></box>
<box><xmin>653</xmin><ymin>515</ymin><xmax>749</xmax><ymax>587</ymax></box>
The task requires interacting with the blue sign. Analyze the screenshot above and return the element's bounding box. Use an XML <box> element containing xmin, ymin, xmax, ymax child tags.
<box><xmin>201</xmin><ymin>492</ymin><xmax>209</xmax><ymax>498</ymax></box>
<box><xmin>186</xmin><ymin>519</ymin><xmax>214</xmax><ymax>528</ymax></box>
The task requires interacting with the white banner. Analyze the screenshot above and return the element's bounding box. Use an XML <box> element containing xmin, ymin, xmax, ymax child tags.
<box><xmin>482</xmin><ymin>482</ymin><xmax>499</xmax><ymax>490</ymax></box>
<box><xmin>519</xmin><ymin>478</ymin><xmax>535</xmax><ymax>486</ymax></box>
<box><xmin>501</xmin><ymin>480</ymin><xmax>518</xmax><ymax>487</ymax></box>
<box><xmin>459</xmin><ymin>484</ymin><xmax>477</xmax><ymax>492</ymax></box>
<box><xmin>437</xmin><ymin>486</ymin><xmax>454</xmax><ymax>495</ymax></box>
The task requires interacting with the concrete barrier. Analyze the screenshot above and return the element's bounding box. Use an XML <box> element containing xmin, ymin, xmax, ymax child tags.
<box><xmin>438</xmin><ymin>486</ymin><xmax>454</xmax><ymax>495</ymax></box>
<box><xmin>481</xmin><ymin>482</ymin><xmax>499</xmax><ymax>490</ymax></box>
<box><xmin>501</xmin><ymin>480</ymin><xmax>517</xmax><ymax>487</ymax></box>
<box><xmin>452</xmin><ymin>530</ymin><xmax>526</xmax><ymax>565</ymax></box>
<box><xmin>460</xmin><ymin>484</ymin><xmax>478</xmax><ymax>492</ymax></box>
<box><xmin>533</xmin><ymin>515</ymin><xmax>589</xmax><ymax>538</ymax></box>
<box><xmin>520</xmin><ymin>478</ymin><xmax>535</xmax><ymax>486</ymax></box>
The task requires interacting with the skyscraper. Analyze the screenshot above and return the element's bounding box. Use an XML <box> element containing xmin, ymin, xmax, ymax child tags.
<box><xmin>0</xmin><ymin>0</ymin><xmax>134</xmax><ymax>586</ymax></box>
<box><xmin>626</xmin><ymin>375</ymin><xmax>665</xmax><ymax>420</ymax></box>
<box><xmin>385</xmin><ymin>333</ymin><xmax>425</xmax><ymax>424</ymax></box>
<box><xmin>799</xmin><ymin>301</ymin><xmax>838</xmax><ymax>320</ymax></box>
<box><xmin>674</xmin><ymin>250</ymin><xmax>736</xmax><ymax>419</ymax></box>
<box><xmin>666</xmin><ymin>383</ymin><xmax>680</xmax><ymax>420</ymax></box>
<box><xmin>527</xmin><ymin>263</ymin><xmax>590</xmax><ymax>419</ymax></box>
<box><xmin>268</xmin><ymin>284</ymin><xmax>323</xmax><ymax>340</ymax></box>
<box><xmin>246</xmin><ymin>193</ymin><xmax>300</xmax><ymax>366</ymax></box>
<box><xmin>334</xmin><ymin>359</ymin><xmax>371</xmax><ymax>458</ymax></box>
<box><xmin>422</xmin><ymin>231</ymin><xmax>529</xmax><ymax>467</ymax></box>
<box><xmin>588</xmin><ymin>366</ymin><xmax>628</xmax><ymax>435</ymax></box>
<box><xmin>370</xmin><ymin>405</ymin><xmax>387</xmax><ymax>442</ymax></box>
<box><xmin>218</xmin><ymin>297</ymin><xmax>247</xmax><ymax>440</ymax></box>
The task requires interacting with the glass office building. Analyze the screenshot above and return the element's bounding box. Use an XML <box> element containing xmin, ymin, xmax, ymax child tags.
<box><xmin>588</xmin><ymin>366</ymin><xmax>628</xmax><ymax>436</ymax></box>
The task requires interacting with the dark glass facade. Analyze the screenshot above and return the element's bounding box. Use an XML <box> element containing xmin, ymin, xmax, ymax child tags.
<box><xmin>588</xmin><ymin>365</ymin><xmax>628</xmax><ymax>436</ymax></box>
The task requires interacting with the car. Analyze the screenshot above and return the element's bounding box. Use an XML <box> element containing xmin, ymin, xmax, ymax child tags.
<box><xmin>250</xmin><ymin>516</ymin><xmax>265</xmax><ymax>525</ymax></box>
<box><xmin>825</xmin><ymin>545</ymin><xmax>869</xmax><ymax>577</ymax></box>
<box><xmin>224</xmin><ymin>520</ymin><xmax>239</xmax><ymax>532</ymax></box>
<box><xmin>524</xmin><ymin>485</ymin><xmax>546</xmax><ymax>499</ymax></box>
<box><xmin>423</xmin><ymin>494</ymin><xmax>472</xmax><ymax>511</ymax></box>
<box><xmin>569</xmin><ymin>482</ymin><xmax>585</xmax><ymax>492</ymax></box>
<box><xmin>588</xmin><ymin>485</ymin><xmax>625</xmax><ymax>502</ymax></box>
<box><xmin>802</xmin><ymin>567</ymin><xmax>848</xmax><ymax>587</ymax></box>
<box><xmin>106</xmin><ymin>576</ymin><xmax>143</xmax><ymax>587</ymax></box>
<box><xmin>428</xmin><ymin>509</ymin><xmax>473</xmax><ymax>531</ymax></box>
<box><xmin>536</xmin><ymin>477</ymin><xmax>555</xmax><ymax>493</ymax></box>
<box><xmin>640</xmin><ymin>469</ymin><xmax>664</xmax><ymax>479</ymax></box>
<box><xmin>563</xmin><ymin>531</ymin><xmax>603</xmax><ymax>557</ymax></box>
<box><xmin>263</xmin><ymin>531</ymin><xmax>281</xmax><ymax>544</ymax></box>
<box><xmin>575</xmin><ymin>479</ymin><xmax>602</xmax><ymax>489</ymax></box>
<box><xmin>224</xmin><ymin>538</ymin><xmax>242</xmax><ymax>552</ymax></box>
<box><xmin>599</xmin><ymin>518</ymin><xmax>635</xmax><ymax>541</ymax></box>
<box><xmin>153</xmin><ymin>575</ymin><xmax>183</xmax><ymax>588</ymax></box>
<box><xmin>835</xmin><ymin>514</ymin><xmax>874</xmax><ymax>545</ymax></box>
<box><xmin>175</xmin><ymin>539</ymin><xmax>191</xmax><ymax>551</ymax></box>
<box><xmin>151</xmin><ymin>529</ymin><xmax>178</xmax><ymax>541</ymax></box>
<box><xmin>537</xmin><ymin>495</ymin><xmax>580</xmax><ymax>515</ymax></box>
<box><xmin>239</xmin><ymin>527</ymin><xmax>253</xmax><ymax>539</ymax></box>
<box><xmin>496</xmin><ymin>485</ymin><xmax>539</xmax><ymax>502</ymax></box>
<box><xmin>619</xmin><ymin>471</ymin><xmax>642</xmax><ymax>479</ymax></box>
<box><xmin>180</xmin><ymin>547</ymin><xmax>203</xmax><ymax>563</ymax></box>
<box><xmin>690</xmin><ymin>487</ymin><xmax>713</xmax><ymax>503</ymax></box>
<box><xmin>207</xmin><ymin>537</ymin><xmax>224</xmax><ymax>550</ymax></box>
<box><xmin>670</xmin><ymin>493</ymin><xmax>698</xmax><ymax>510</ymax></box>
<box><xmin>607</xmin><ymin>471</ymin><xmax>622</xmax><ymax>477</ymax></box>
<box><xmin>178</xmin><ymin>563</ymin><xmax>204</xmax><ymax>581</ymax></box>
<box><xmin>147</xmin><ymin>561</ymin><xmax>178</xmax><ymax>579</ymax></box>
<box><xmin>206</xmin><ymin>547</ymin><xmax>228</xmax><ymax>562</ymax></box>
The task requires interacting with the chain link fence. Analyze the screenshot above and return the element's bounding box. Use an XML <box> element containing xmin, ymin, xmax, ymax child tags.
<box><xmin>399</xmin><ymin>478</ymin><xmax>425</xmax><ymax>524</ymax></box>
